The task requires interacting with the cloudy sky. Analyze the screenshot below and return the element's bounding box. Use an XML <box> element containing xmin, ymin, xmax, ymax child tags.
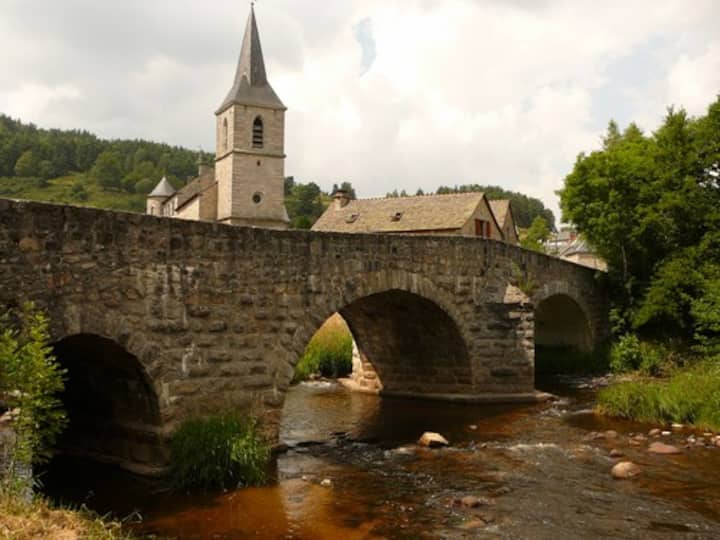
<box><xmin>2</xmin><ymin>0</ymin><xmax>719</xmax><ymax>221</ymax></box>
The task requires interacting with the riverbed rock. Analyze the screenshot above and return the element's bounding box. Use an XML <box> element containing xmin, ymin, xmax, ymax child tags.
<box><xmin>671</xmin><ymin>423</ymin><xmax>684</xmax><ymax>430</ymax></box>
<box><xmin>661</xmin><ymin>430</ymin><xmax>672</xmax><ymax>437</ymax></box>
<box><xmin>609</xmin><ymin>449</ymin><xmax>624</xmax><ymax>458</ymax></box>
<box><xmin>460</xmin><ymin>496</ymin><xmax>487</xmax><ymax>508</ymax></box>
<box><xmin>418</xmin><ymin>432</ymin><xmax>449</xmax><ymax>448</ymax></box>
<box><xmin>320</xmin><ymin>478</ymin><xmax>333</xmax><ymax>487</ymax></box>
<box><xmin>648</xmin><ymin>442</ymin><xmax>682</xmax><ymax>455</ymax></box>
<box><xmin>604</xmin><ymin>430</ymin><xmax>619</xmax><ymax>440</ymax></box>
<box><xmin>611</xmin><ymin>461</ymin><xmax>641</xmax><ymax>479</ymax></box>
<box><xmin>468</xmin><ymin>425</ymin><xmax>478</xmax><ymax>431</ymax></box>
<box><xmin>649</xmin><ymin>428</ymin><xmax>662</xmax><ymax>437</ymax></box>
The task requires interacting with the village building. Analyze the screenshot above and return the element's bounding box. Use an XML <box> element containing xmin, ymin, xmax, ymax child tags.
<box><xmin>312</xmin><ymin>190</ymin><xmax>518</xmax><ymax>244</ymax></box>
<box><xmin>146</xmin><ymin>6</ymin><xmax>289</xmax><ymax>228</ymax></box>
<box><xmin>489</xmin><ymin>199</ymin><xmax>519</xmax><ymax>244</ymax></box>
<box><xmin>558</xmin><ymin>237</ymin><xmax>607</xmax><ymax>271</ymax></box>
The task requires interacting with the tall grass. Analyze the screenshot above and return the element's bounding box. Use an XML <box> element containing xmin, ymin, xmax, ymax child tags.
<box><xmin>597</xmin><ymin>361</ymin><xmax>720</xmax><ymax>431</ymax></box>
<box><xmin>170</xmin><ymin>413</ymin><xmax>270</xmax><ymax>492</ymax></box>
<box><xmin>293</xmin><ymin>314</ymin><xmax>353</xmax><ymax>382</ymax></box>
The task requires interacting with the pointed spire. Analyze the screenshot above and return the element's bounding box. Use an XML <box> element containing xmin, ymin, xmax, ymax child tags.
<box><xmin>148</xmin><ymin>176</ymin><xmax>176</xmax><ymax>198</ymax></box>
<box><xmin>216</xmin><ymin>6</ymin><xmax>285</xmax><ymax>114</ymax></box>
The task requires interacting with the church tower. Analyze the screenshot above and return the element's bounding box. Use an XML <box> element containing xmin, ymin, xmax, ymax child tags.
<box><xmin>215</xmin><ymin>6</ymin><xmax>289</xmax><ymax>228</ymax></box>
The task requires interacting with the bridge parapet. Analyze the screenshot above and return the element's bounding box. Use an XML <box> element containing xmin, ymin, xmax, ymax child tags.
<box><xmin>0</xmin><ymin>198</ymin><xmax>608</xmax><ymax>472</ymax></box>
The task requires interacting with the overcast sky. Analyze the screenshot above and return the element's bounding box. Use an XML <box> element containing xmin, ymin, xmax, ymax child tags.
<box><xmin>2</xmin><ymin>1</ymin><xmax>719</xmax><ymax>222</ymax></box>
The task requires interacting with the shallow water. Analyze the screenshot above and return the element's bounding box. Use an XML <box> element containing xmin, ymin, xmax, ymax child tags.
<box><xmin>43</xmin><ymin>378</ymin><xmax>720</xmax><ymax>539</ymax></box>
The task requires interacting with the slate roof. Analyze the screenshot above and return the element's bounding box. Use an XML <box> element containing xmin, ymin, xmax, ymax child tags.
<box><xmin>175</xmin><ymin>169</ymin><xmax>217</xmax><ymax>210</ymax></box>
<box><xmin>312</xmin><ymin>192</ymin><xmax>488</xmax><ymax>234</ymax></box>
<box><xmin>216</xmin><ymin>6</ymin><xmax>285</xmax><ymax>113</ymax></box>
<box><xmin>148</xmin><ymin>177</ymin><xmax>176</xmax><ymax>199</ymax></box>
<box><xmin>489</xmin><ymin>199</ymin><xmax>510</xmax><ymax>227</ymax></box>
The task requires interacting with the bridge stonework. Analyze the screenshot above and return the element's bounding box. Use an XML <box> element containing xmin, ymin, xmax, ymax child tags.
<box><xmin>0</xmin><ymin>199</ymin><xmax>608</xmax><ymax>473</ymax></box>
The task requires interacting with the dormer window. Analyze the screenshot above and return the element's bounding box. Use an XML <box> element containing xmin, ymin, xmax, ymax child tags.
<box><xmin>252</xmin><ymin>116</ymin><xmax>264</xmax><ymax>148</ymax></box>
<box><xmin>346</xmin><ymin>213</ymin><xmax>359</xmax><ymax>224</ymax></box>
<box><xmin>391</xmin><ymin>212</ymin><xmax>403</xmax><ymax>222</ymax></box>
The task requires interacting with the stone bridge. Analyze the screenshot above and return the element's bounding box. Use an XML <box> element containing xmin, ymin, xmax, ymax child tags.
<box><xmin>0</xmin><ymin>199</ymin><xmax>608</xmax><ymax>474</ymax></box>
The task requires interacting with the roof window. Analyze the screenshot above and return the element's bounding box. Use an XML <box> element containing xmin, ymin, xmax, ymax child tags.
<box><xmin>391</xmin><ymin>212</ymin><xmax>403</xmax><ymax>222</ymax></box>
<box><xmin>346</xmin><ymin>213</ymin><xmax>359</xmax><ymax>224</ymax></box>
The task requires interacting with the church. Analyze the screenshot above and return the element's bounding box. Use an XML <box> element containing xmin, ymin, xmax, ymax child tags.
<box><xmin>146</xmin><ymin>6</ymin><xmax>520</xmax><ymax>245</ymax></box>
<box><xmin>146</xmin><ymin>6</ymin><xmax>289</xmax><ymax>229</ymax></box>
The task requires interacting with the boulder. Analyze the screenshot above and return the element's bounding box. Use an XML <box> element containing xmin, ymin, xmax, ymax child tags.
<box><xmin>418</xmin><ymin>432</ymin><xmax>449</xmax><ymax>448</ymax></box>
<box><xmin>648</xmin><ymin>442</ymin><xmax>682</xmax><ymax>455</ymax></box>
<box><xmin>611</xmin><ymin>461</ymin><xmax>641</xmax><ymax>479</ymax></box>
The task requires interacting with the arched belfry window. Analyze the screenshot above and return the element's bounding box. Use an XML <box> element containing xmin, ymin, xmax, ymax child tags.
<box><xmin>223</xmin><ymin>118</ymin><xmax>229</xmax><ymax>151</ymax></box>
<box><xmin>252</xmin><ymin>116</ymin><xmax>264</xmax><ymax>149</ymax></box>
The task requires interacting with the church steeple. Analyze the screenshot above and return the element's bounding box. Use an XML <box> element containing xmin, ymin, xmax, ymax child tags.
<box><xmin>216</xmin><ymin>5</ymin><xmax>285</xmax><ymax>114</ymax></box>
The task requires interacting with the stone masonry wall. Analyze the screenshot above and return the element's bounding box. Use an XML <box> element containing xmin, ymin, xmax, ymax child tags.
<box><xmin>0</xmin><ymin>199</ymin><xmax>607</xmax><ymax>470</ymax></box>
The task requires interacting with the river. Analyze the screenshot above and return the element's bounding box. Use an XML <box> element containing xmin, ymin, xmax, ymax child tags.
<box><xmin>42</xmin><ymin>377</ymin><xmax>720</xmax><ymax>539</ymax></box>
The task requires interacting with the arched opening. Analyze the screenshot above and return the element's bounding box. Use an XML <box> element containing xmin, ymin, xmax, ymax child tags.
<box><xmin>252</xmin><ymin>116</ymin><xmax>264</xmax><ymax>148</ymax></box>
<box><xmin>280</xmin><ymin>289</ymin><xmax>471</xmax><ymax>445</ymax></box>
<box><xmin>49</xmin><ymin>334</ymin><xmax>163</xmax><ymax>473</ymax></box>
<box><xmin>534</xmin><ymin>294</ymin><xmax>593</xmax><ymax>375</ymax></box>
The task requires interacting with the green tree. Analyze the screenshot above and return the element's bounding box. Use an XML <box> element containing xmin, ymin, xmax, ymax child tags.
<box><xmin>0</xmin><ymin>303</ymin><xmax>67</xmax><ymax>487</ymax></box>
<box><xmin>521</xmin><ymin>216</ymin><xmax>550</xmax><ymax>252</ymax></box>
<box><xmin>14</xmin><ymin>150</ymin><xmax>37</xmax><ymax>177</ymax></box>
<box><xmin>38</xmin><ymin>159</ymin><xmax>55</xmax><ymax>180</ymax></box>
<box><xmin>559</xmin><ymin>96</ymin><xmax>720</xmax><ymax>344</ymax></box>
<box><xmin>91</xmin><ymin>150</ymin><xmax>123</xmax><ymax>190</ymax></box>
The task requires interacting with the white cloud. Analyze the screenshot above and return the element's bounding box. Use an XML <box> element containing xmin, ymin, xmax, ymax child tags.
<box><xmin>1</xmin><ymin>0</ymin><xmax>719</xmax><ymax>224</ymax></box>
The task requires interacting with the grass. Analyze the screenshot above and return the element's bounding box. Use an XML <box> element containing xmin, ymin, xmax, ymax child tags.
<box><xmin>535</xmin><ymin>345</ymin><xmax>610</xmax><ymax>375</ymax></box>
<box><xmin>0</xmin><ymin>175</ymin><xmax>145</xmax><ymax>213</ymax></box>
<box><xmin>170</xmin><ymin>412</ymin><xmax>270</xmax><ymax>492</ymax></box>
<box><xmin>293</xmin><ymin>314</ymin><xmax>353</xmax><ymax>383</ymax></box>
<box><xmin>597</xmin><ymin>361</ymin><xmax>720</xmax><ymax>431</ymax></box>
<box><xmin>0</xmin><ymin>491</ymin><xmax>148</xmax><ymax>540</ymax></box>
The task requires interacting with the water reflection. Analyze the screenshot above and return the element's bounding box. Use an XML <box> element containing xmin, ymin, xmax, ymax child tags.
<box><xmin>41</xmin><ymin>380</ymin><xmax>720</xmax><ymax>539</ymax></box>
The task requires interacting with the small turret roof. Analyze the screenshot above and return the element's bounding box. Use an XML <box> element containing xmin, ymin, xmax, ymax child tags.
<box><xmin>216</xmin><ymin>6</ymin><xmax>285</xmax><ymax>114</ymax></box>
<box><xmin>148</xmin><ymin>176</ymin><xmax>176</xmax><ymax>198</ymax></box>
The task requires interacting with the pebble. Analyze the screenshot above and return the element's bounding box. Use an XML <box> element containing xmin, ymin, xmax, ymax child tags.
<box><xmin>320</xmin><ymin>478</ymin><xmax>333</xmax><ymax>487</ymax></box>
<box><xmin>661</xmin><ymin>431</ymin><xmax>672</xmax><ymax>437</ymax></box>
<box><xmin>418</xmin><ymin>432</ymin><xmax>449</xmax><ymax>448</ymax></box>
<box><xmin>605</xmin><ymin>430</ymin><xmax>619</xmax><ymax>439</ymax></box>
<box><xmin>648</xmin><ymin>442</ymin><xmax>682</xmax><ymax>455</ymax></box>
<box><xmin>609</xmin><ymin>449</ymin><xmax>624</xmax><ymax>458</ymax></box>
<box><xmin>649</xmin><ymin>428</ymin><xmax>661</xmax><ymax>437</ymax></box>
<box><xmin>671</xmin><ymin>423</ymin><xmax>684</xmax><ymax>430</ymax></box>
<box><xmin>612</xmin><ymin>461</ymin><xmax>641</xmax><ymax>479</ymax></box>
<box><xmin>468</xmin><ymin>425</ymin><xmax>478</xmax><ymax>431</ymax></box>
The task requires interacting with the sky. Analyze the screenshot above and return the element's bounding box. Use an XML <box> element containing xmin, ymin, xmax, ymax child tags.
<box><xmin>2</xmin><ymin>0</ymin><xmax>719</xmax><ymax>223</ymax></box>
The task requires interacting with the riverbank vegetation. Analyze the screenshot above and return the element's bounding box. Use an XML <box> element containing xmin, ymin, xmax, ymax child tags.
<box><xmin>559</xmin><ymin>95</ymin><xmax>720</xmax><ymax>427</ymax></box>
<box><xmin>292</xmin><ymin>314</ymin><xmax>353</xmax><ymax>383</ymax></box>
<box><xmin>170</xmin><ymin>413</ymin><xmax>270</xmax><ymax>491</ymax></box>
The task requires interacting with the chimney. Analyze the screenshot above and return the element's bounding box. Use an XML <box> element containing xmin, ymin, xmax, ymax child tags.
<box><xmin>333</xmin><ymin>189</ymin><xmax>350</xmax><ymax>210</ymax></box>
<box><xmin>197</xmin><ymin>155</ymin><xmax>211</xmax><ymax>176</ymax></box>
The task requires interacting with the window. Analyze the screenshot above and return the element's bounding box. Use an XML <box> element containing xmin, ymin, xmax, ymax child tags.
<box><xmin>223</xmin><ymin>118</ymin><xmax>229</xmax><ymax>150</ymax></box>
<box><xmin>391</xmin><ymin>212</ymin><xmax>403</xmax><ymax>222</ymax></box>
<box><xmin>346</xmin><ymin>213</ymin><xmax>359</xmax><ymax>224</ymax></box>
<box><xmin>252</xmin><ymin>192</ymin><xmax>263</xmax><ymax>204</ymax></box>
<box><xmin>252</xmin><ymin>116</ymin><xmax>264</xmax><ymax>148</ymax></box>
<box><xmin>475</xmin><ymin>219</ymin><xmax>490</xmax><ymax>238</ymax></box>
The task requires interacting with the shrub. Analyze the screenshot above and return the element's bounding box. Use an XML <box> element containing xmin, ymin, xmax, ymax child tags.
<box><xmin>293</xmin><ymin>314</ymin><xmax>353</xmax><ymax>382</ymax></box>
<box><xmin>170</xmin><ymin>413</ymin><xmax>269</xmax><ymax>491</ymax></box>
<box><xmin>609</xmin><ymin>334</ymin><xmax>642</xmax><ymax>373</ymax></box>
<box><xmin>0</xmin><ymin>303</ymin><xmax>67</xmax><ymax>491</ymax></box>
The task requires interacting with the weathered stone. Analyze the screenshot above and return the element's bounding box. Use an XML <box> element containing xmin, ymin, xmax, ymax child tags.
<box><xmin>612</xmin><ymin>461</ymin><xmax>641</xmax><ymax>479</ymax></box>
<box><xmin>418</xmin><ymin>432</ymin><xmax>449</xmax><ymax>448</ymax></box>
<box><xmin>648</xmin><ymin>442</ymin><xmax>682</xmax><ymax>455</ymax></box>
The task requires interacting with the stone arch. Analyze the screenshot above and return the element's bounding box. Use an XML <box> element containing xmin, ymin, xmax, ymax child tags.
<box><xmin>281</xmin><ymin>271</ymin><xmax>475</xmax><ymax>397</ymax></box>
<box><xmin>532</xmin><ymin>282</ymin><xmax>594</xmax><ymax>352</ymax></box>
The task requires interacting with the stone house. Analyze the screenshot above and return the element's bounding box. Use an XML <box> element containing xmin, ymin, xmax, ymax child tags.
<box><xmin>146</xmin><ymin>6</ymin><xmax>289</xmax><ymax>229</ymax></box>
<box><xmin>559</xmin><ymin>237</ymin><xmax>607</xmax><ymax>271</ymax></box>
<box><xmin>313</xmin><ymin>191</ymin><xmax>519</xmax><ymax>244</ymax></box>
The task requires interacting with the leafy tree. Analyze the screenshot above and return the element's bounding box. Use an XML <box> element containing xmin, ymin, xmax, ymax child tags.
<box><xmin>286</xmin><ymin>182</ymin><xmax>324</xmax><ymax>228</ymax></box>
<box><xmin>14</xmin><ymin>150</ymin><xmax>37</xmax><ymax>177</ymax></box>
<box><xmin>91</xmin><ymin>150</ymin><xmax>123</xmax><ymax>190</ymax></box>
<box><xmin>38</xmin><ymin>159</ymin><xmax>55</xmax><ymax>180</ymax></box>
<box><xmin>331</xmin><ymin>181</ymin><xmax>357</xmax><ymax>199</ymax></box>
<box><xmin>521</xmin><ymin>216</ymin><xmax>550</xmax><ymax>252</ymax></box>
<box><xmin>134</xmin><ymin>177</ymin><xmax>156</xmax><ymax>194</ymax></box>
<box><xmin>559</xmin><ymin>96</ymin><xmax>720</xmax><ymax>346</ymax></box>
<box><xmin>0</xmin><ymin>303</ymin><xmax>67</xmax><ymax>487</ymax></box>
<box><xmin>70</xmin><ymin>181</ymin><xmax>89</xmax><ymax>201</ymax></box>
